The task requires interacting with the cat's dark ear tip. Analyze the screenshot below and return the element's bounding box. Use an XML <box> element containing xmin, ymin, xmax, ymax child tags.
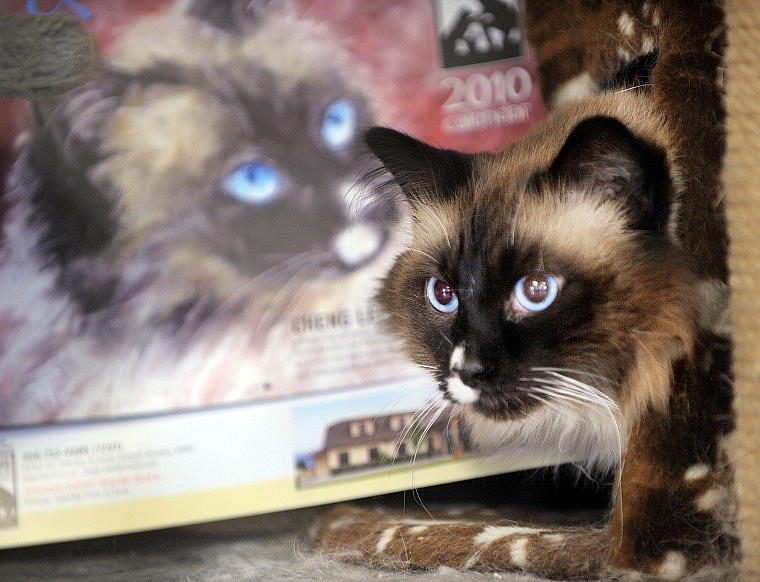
<box><xmin>364</xmin><ymin>126</ymin><xmax>409</xmax><ymax>152</ymax></box>
<box><xmin>548</xmin><ymin>114</ymin><xmax>674</xmax><ymax>233</ymax></box>
<box><xmin>362</xmin><ymin>126</ymin><xmax>474</xmax><ymax>204</ymax></box>
<box><xmin>364</xmin><ymin>126</ymin><xmax>384</xmax><ymax>148</ymax></box>
<box><xmin>186</xmin><ymin>0</ymin><xmax>280</xmax><ymax>33</ymax></box>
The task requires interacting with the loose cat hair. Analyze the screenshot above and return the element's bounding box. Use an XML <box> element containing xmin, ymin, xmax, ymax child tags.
<box><xmin>315</xmin><ymin>1</ymin><xmax>738</xmax><ymax>578</ymax></box>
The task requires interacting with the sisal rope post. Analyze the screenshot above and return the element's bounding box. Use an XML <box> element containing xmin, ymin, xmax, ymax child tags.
<box><xmin>0</xmin><ymin>12</ymin><xmax>97</xmax><ymax>99</ymax></box>
<box><xmin>725</xmin><ymin>0</ymin><xmax>760</xmax><ymax>577</ymax></box>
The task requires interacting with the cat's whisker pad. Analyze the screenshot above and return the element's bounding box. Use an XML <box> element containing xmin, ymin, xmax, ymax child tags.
<box><xmin>445</xmin><ymin>374</ymin><xmax>480</xmax><ymax>405</ymax></box>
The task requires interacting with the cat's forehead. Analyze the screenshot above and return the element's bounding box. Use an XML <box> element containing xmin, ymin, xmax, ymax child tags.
<box><xmin>410</xmin><ymin>177</ymin><xmax>633</xmax><ymax>276</ymax></box>
<box><xmin>505</xmin><ymin>192</ymin><xmax>633</xmax><ymax>268</ymax></box>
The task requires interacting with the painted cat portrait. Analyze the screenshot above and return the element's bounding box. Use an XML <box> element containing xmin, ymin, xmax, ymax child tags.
<box><xmin>316</xmin><ymin>1</ymin><xmax>739</xmax><ymax>579</ymax></box>
<box><xmin>0</xmin><ymin>0</ymin><xmax>397</xmax><ymax>424</ymax></box>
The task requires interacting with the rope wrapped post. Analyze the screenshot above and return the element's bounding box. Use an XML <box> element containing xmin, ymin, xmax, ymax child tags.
<box><xmin>0</xmin><ymin>12</ymin><xmax>97</xmax><ymax>99</ymax></box>
<box><xmin>725</xmin><ymin>0</ymin><xmax>760</xmax><ymax>577</ymax></box>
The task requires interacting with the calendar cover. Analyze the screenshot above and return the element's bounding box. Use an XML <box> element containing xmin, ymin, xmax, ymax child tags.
<box><xmin>0</xmin><ymin>0</ymin><xmax>548</xmax><ymax>548</ymax></box>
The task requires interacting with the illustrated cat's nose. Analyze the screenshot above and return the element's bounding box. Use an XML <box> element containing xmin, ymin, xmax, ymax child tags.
<box><xmin>333</xmin><ymin>222</ymin><xmax>386</xmax><ymax>269</ymax></box>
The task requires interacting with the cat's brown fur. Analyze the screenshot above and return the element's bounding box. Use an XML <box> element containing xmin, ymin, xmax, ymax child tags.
<box><xmin>314</xmin><ymin>1</ymin><xmax>737</xmax><ymax>579</ymax></box>
<box><xmin>525</xmin><ymin>0</ymin><xmax>727</xmax><ymax>283</ymax></box>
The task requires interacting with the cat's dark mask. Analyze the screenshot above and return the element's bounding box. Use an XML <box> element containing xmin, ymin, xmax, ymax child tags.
<box><xmin>367</xmin><ymin>114</ymin><xmax>695</xmax><ymax>435</ymax></box>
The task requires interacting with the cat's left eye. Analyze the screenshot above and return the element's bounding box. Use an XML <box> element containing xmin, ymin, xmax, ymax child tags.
<box><xmin>223</xmin><ymin>161</ymin><xmax>282</xmax><ymax>205</ymax></box>
<box><xmin>321</xmin><ymin>99</ymin><xmax>357</xmax><ymax>151</ymax></box>
<box><xmin>426</xmin><ymin>277</ymin><xmax>459</xmax><ymax>313</ymax></box>
<box><xmin>511</xmin><ymin>272</ymin><xmax>562</xmax><ymax>315</ymax></box>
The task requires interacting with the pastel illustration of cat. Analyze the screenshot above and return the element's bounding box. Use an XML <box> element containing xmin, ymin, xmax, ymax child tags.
<box><xmin>315</xmin><ymin>1</ymin><xmax>738</xmax><ymax>578</ymax></box>
<box><xmin>0</xmin><ymin>0</ymin><xmax>397</xmax><ymax>425</ymax></box>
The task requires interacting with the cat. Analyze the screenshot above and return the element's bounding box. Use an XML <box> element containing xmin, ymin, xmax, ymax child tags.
<box><xmin>314</xmin><ymin>1</ymin><xmax>739</xmax><ymax>579</ymax></box>
<box><xmin>0</xmin><ymin>0</ymin><xmax>397</xmax><ymax>425</ymax></box>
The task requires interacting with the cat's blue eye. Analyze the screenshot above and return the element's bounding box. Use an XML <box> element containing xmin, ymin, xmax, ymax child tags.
<box><xmin>223</xmin><ymin>161</ymin><xmax>281</xmax><ymax>205</ymax></box>
<box><xmin>513</xmin><ymin>273</ymin><xmax>561</xmax><ymax>313</ymax></box>
<box><xmin>426</xmin><ymin>277</ymin><xmax>459</xmax><ymax>313</ymax></box>
<box><xmin>321</xmin><ymin>99</ymin><xmax>357</xmax><ymax>151</ymax></box>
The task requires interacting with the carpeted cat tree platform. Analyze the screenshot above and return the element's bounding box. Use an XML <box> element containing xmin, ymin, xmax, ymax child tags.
<box><xmin>1</xmin><ymin>3</ymin><xmax>759</xmax><ymax>578</ymax></box>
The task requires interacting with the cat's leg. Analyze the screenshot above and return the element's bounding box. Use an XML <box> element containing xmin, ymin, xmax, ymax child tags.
<box><xmin>607</xmin><ymin>334</ymin><xmax>739</xmax><ymax>578</ymax></box>
<box><xmin>651</xmin><ymin>1</ymin><xmax>727</xmax><ymax>283</ymax></box>
<box><xmin>314</xmin><ymin>504</ymin><xmax>608</xmax><ymax>578</ymax></box>
<box><xmin>524</xmin><ymin>0</ymin><xmax>662</xmax><ymax>106</ymax></box>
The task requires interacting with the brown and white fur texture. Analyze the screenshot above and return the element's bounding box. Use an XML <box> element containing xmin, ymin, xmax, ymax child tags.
<box><xmin>314</xmin><ymin>1</ymin><xmax>739</xmax><ymax>579</ymax></box>
<box><xmin>0</xmin><ymin>0</ymin><xmax>401</xmax><ymax>425</ymax></box>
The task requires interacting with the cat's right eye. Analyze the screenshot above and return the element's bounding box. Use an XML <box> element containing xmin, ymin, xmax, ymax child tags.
<box><xmin>426</xmin><ymin>277</ymin><xmax>459</xmax><ymax>313</ymax></box>
<box><xmin>223</xmin><ymin>161</ymin><xmax>282</xmax><ymax>205</ymax></box>
<box><xmin>511</xmin><ymin>272</ymin><xmax>562</xmax><ymax>316</ymax></box>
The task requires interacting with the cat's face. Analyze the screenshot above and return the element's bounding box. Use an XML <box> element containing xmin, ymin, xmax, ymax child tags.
<box><xmin>97</xmin><ymin>63</ymin><xmax>380</xmax><ymax>280</ymax></box>
<box><xmin>370</xmin><ymin>110</ymin><xmax>700</xmax><ymax>459</ymax></box>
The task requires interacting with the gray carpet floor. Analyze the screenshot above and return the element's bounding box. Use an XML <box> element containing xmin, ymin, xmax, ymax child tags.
<box><xmin>0</xmin><ymin>472</ymin><xmax>608</xmax><ymax>581</ymax></box>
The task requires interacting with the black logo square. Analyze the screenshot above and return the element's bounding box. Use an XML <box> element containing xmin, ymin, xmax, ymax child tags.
<box><xmin>435</xmin><ymin>0</ymin><xmax>524</xmax><ymax>69</ymax></box>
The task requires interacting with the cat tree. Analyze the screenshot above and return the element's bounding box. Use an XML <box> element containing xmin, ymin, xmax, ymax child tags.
<box><xmin>725</xmin><ymin>0</ymin><xmax>760</xmax><ymax>577</ymax></box>
<box><xmin>0</xmin><ymin>4</ymin><xmax>758</xmax><ymax>577</ymax></box>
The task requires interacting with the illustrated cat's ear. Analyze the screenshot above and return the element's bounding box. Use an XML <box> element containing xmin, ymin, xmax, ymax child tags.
<box><xmin>186</xmin><ymin>0</ymin><xmax>289</xmax><ymax>33</ymax></box>
<box><xmin>544</xmin><ymin>116</ymin><xmax>673</xmax><ymax>232</ymax></box>
<box><xmin>365</xmin><ymin>127</ymin><xmax>474</xmax><ymax>204</ymax></box>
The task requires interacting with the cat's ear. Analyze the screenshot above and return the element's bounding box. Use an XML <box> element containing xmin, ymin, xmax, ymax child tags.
<box><xmin>545</xmin><ymin>116</ymin><xmax>673</xmax><ymax>232</ymax></box>
<box><xmin>365</xmin><ymin>127</ymin><xmax>474</xmax><ymax>204</ymax></box>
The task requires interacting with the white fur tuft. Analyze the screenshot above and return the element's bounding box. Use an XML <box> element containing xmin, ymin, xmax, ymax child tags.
<box><xmin>446</xmin><ymin>375</ymin><xmax>480</xmax><ymax>405</ymax></box>
<box><xmin>458</xmin><ymin>369</ymin><xmax>625</xmax><ymax>472</ymax></box>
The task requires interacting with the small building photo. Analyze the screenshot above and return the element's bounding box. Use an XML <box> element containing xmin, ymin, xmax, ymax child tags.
<box><xmin>295</xmin><ymin>401</ymin><xmax>469</xmax><ymax>487</ymax></box>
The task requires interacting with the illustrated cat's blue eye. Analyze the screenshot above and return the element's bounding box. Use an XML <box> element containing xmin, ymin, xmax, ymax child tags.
<box><xmin>513</xmin><ymin>273</ymin><xmax>561</xmax><ymax>313</ymax></box>
<box><xmin>426</xmin><ymin>277</ymin><xmax>459</xmax><ymax>313</ymax></box>
<box><xmin>321</xmin><ymin>99</ymin><xmax>357</xmax><ymax>151</ymax></box>
<box><xmin>223</xmin><ymin>161</ymin><xmax>281</xmax><ymax>205</ymax></box>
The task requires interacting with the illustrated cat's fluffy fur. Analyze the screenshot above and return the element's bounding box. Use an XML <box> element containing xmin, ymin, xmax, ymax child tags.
<box><xmin>0</xmin><ymin>0</ymin><xmax>399</xmax><ymax>424</ymax></box>
<box><xmin>315</xmin><ymin>1</ymin><xmax>738</xmax><ymax>578</ymax></box>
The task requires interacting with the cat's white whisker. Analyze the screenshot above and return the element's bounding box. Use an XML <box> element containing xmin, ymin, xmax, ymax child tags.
<box><xmin>505</xmin><ymin>368</ymin><xmax>626</xmax><ymax>472</ymax></box>
<box><xmin>411</xmin><ymin>401</ymin><xmax>448</xmax><ymax>467</ymax></box>
<box><xmin>392</xmin><ymin>397</ymin><xmax>440</xmax><ymax>465</ymax></box>
<box><xmin>531</xmin><ymin>366</ymin><xmax>610</xmax><ymax>383</ymax></box>
<box><xmin>396</xmin><ymin>399</ymin><xmax>435</xmax><ymax>450</ymax></box>
<box><xmin>408</xmin><ymin>247</ymin><xmax>440</xmax><ymax>265</ymax></box>
<box><xmin>529</xmin><ymin>381</ymin><xmax>616</xmax><ymax>409</ymax></box>
<box><xmin>394</xmin><ymin>397</ymin><xmax>449</xmax><ymax>518</ymax></box>
<box><xmin>522</xmin><ymin>391</ymin><xmax>572</xmax><ymax>421</ymax></box>
<box><xmin>407</xmin><ymin>401</ymin><xmax>451</xmax><ymax>516</ymax></box>
<box><xmin>437</xmin><ymin>331</ymin><xmax>454</xmax><ymax>348</ymax></box>
<box><xmin>415</xmin><ymin>364</ymin><xmax>439</xmax><ymax>371</ymax></box>
<box><xmin>421</xmin><ymin>205</ymin><xmax>452</xmax><ymax>251</ymax></box>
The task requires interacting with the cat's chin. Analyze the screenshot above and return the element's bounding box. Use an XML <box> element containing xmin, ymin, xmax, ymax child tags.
<box><xmin>456</xmin><ymin>399</ymin><xmax>626</xmax><ymax>473</ymax></box>
<box><xmin>445</xmin><ymin>375</ymin><xmax>480</xmax><ymax>404</ymax></box>
<box><xmin>444</xmin><ymin>375</ymin><xmax>543</xmax><ymax>421</ymax></box>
